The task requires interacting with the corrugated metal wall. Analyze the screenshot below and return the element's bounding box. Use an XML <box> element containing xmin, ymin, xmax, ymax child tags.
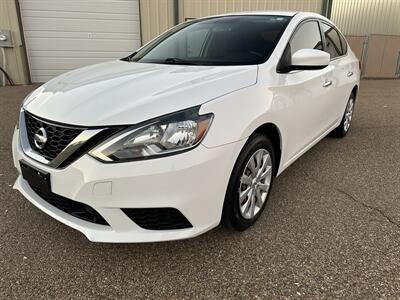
<box><xmin>181</xmin><ymin>0</ymin><xmax>323</xmax><ymax>20</ymax></box>
<box><xmin>331</xmin><ymin>0</ymin><xmax>400</xmax><ymax>78</ymax></box>
<box><xmin>139</xmin><ymin>0</ymin><xmax>175</xmax><ymax>44</ymax></box>
<box><xmin>345</xmin><ymin>36</ymin><xmax>365</xmax><ymax>61</ymax></box>
<box><xmin>364</xmin><ymin>35</ymin><xmax>400</xmax><ymax>78</ymax></box>
<box><xmin>0</xmin><ymin>0</ymin><xmax>29</xmax><ymax>84</ymax></box>
<box><xmin>331</xmin><ymin>0</ymin><xmax>400</xmax><ymax>35</ymax></box>
<box><xmin>139</xmin><ymin>0</ymin><xmax>323</xmax><ymax>43</ymax></box>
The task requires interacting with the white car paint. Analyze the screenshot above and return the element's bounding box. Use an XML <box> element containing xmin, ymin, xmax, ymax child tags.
<box><xmin>291</xmin><ymin>48</ymin><xmax>330</xmax><ymax>66</ymax></box>
<box><xmin>12</xmin><ymin>11</ymin><xmax>360</xmax><ymax>242</ymax></box>
<box><xmin>24</xmin><ymin>62</ymin><xmax>257</xmax><ymax>126</ymax></box>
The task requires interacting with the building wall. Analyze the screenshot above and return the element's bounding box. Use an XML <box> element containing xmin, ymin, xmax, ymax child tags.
<box><xmin>345</xmin><ymin>36</ymin><xmax>365</xmax><ymax>61</ymax></box>
<box><xmin>139</xmin><ymin>0</ymin><xmax>176</xmax><ymax>44</ymax></box>
<box><xmin>139</xmin><ymin>0</ymin><xmax>324</xmax><ymax>44</ymax></box>
<box><xmin>331</xmin><ymin>0</ymin><xmax>400</xmax><ymax>35</ymax></box>
<box><xmin>364</xmin><ymin>35</ymin><xmax>400</xmax><ymax>78</ymax></box>
<box><xmin>180</xmin><ymin>0</ymin><xmax>323</xmax><ymax>20</ymax></box>
<box><xmin>19</xmin><ymin>0</ymin><xmax>141</xmax><ymax>83</ymax></box>
<box><xmin>4</xmin><ymin>0</ymin><xmax>399</xmax><ymax>84</ymax></box>
<box><xmin>331</xmin><ymin>0</ymin><xmax>400</xmax><ymax>78</ymax></box>
<box><xmin>0</xmin><ymin>0</ymin><xmax>29</xmax><ymax>84</ymax></box>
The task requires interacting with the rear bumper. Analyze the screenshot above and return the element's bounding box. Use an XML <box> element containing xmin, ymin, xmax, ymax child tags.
<box><xmin>12</xmin><ymin>127</ymin><xmax>246</xmax><ymax>243</ymax></box>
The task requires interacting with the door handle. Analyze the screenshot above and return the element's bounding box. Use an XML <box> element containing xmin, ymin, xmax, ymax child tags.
<box><xmin>323</xmin><ymin>80</ymin><xmax>332</xmax><ymax>87</ymax></box>
<box><xmin>347</xmin><ymin>71</ymin><xmax>354</xmax><ymax>77</ymax></box>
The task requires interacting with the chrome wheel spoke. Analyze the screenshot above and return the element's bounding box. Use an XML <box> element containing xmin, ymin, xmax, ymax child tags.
<box><xmin>258</xmin><ymin>154</ymin><xmax>270</xmax><ymax>176</ymax></box>
<box><xmin>343</xmin><ymin>98</ymin><xmax>354</xmax><ymax>132</ymax></box>
<box><xmin>260</xmin><ymin>165</ymin><xmax>272</xmax><ymax>179</ymax></box>
<box><xmin>255</xmin><ymin>150</ymin><xmax>263</xmax><ymax>169</ymax></box>
<box><xmin>255</xmin><ymin>188</ymin><xmax>264</xmax><ymax>207</ymax></box>
<box><xmin>241</xmin><ymin>194</ymin><xmax>252</xmax><ymax>215</ymax></box>
<box><xmin>258</xmin><ymin>182</ymin><xmax>270</xmax><ymax>192</ymax></box>
<box><xmin>238</xmin><ymin>148</ymin><xmax>272</xmax><ymax>220</ymax></box>
<box><xmin>249</xmin><ymin>194</ymin><xmax>256</xmax><ymax>218</ymax></box>
<box><xmin>248</xmin><ymin>157</ymin><xmax>257</xmax><ymax>176</ymax></box>
<box><xmin>239</xmin><ymin>187</ymin><xmax>251</xmax><ymax>203</ymax></box>
<box><xmin>348</xmin><ymin>100</ymin><xmax>354</xmax><ymax>111</ymax></box>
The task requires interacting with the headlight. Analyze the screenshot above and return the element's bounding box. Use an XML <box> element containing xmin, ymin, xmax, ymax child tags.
<box><xmin>89</xmin><ymin>107</ymin><xmax>213</xmax><ymax>162</ymax></box>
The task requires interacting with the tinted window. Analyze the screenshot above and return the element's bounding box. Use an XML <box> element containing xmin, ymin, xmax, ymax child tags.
<box><xmin>186</xmin><ymin>28</ymin><xmax>208</xmax><ymax>57</ymax></box>
<box><xmin>321</xmin><ymin>23</ymin><xmax>343</xmax><ymax>58</ymax></box>
<box><xmin>130</xmin><ymin>16</ymin><xmax>291</xmax><ymax>66</ymax></box>
<box><xmin>290</xmin><ymin>21</ymin><xmax>323</xmax><ymax>55</ymax></box>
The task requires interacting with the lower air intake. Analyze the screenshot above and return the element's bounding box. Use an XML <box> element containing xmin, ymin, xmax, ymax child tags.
<box><xmin>29</xmin><ymin>184</ymin><xmax>109</xmax><ymax>226</ymax></box>
<box><xmin>122</xmin><ymin>208</ymin><xmax>192</xmax><ymax>230</ymax></box>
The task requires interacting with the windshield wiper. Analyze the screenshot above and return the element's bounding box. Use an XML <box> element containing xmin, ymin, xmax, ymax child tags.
<box><xmin>163</xmin><ymin>57</ymin><xmax>198</xmax><ymax>65</ymax></box>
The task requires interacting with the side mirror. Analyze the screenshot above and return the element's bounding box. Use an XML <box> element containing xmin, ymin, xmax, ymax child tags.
<box><xmin>278</xmin><ymin>49</ymin><xmax>330</xmax><ymax>73</ymax></box>
<box><xmin>291</xmin><ymin>49</ymin><xmax>330</xmax><ymax>70</ymax></box>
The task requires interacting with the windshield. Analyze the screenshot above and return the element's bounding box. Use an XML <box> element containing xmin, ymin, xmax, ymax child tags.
<box><xmin>128</xmin><ymin>15</ymin><xmax>291</xmax><ymax>66</ymax></box>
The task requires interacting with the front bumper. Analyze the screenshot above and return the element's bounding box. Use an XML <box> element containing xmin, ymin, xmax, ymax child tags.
<box><xmin>12</xmin><ymin>127</ymin><xmax>245</xmax><ymax>243</ymax></box>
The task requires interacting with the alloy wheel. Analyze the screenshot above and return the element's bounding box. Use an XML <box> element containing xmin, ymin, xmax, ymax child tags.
<box><xmin>238</xmin><ymin>149</ymin><xmax>272</xmax><ymax>219</ymax></box>
<box><xmin>344</xmin><ymin>98</ymin><xmax>354</xmax><ymax>132</ymax></box>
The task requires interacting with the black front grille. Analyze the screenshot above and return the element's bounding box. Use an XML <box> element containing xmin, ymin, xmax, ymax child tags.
<box><xmin>25</xmin><ymin>112</ymin><xmax>84</xmax><ymax>161</ymax></box>
<box><xmin>29</xmin><ymin>184</ymin><xmax>109</xmax><ymax>226</ymax></box>
<box><xmin>122</xmin><ymin>208</ymin><xmax>192</xmax><ymax>230</ymax></box>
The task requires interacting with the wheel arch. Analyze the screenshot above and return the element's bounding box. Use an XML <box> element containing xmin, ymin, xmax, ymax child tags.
<box><xmin>252</xmin><ymin>122</ymin><xmax>282</xmax><ymax>176</ymax></box>
<box><xmin>351</xmin><ymin>85</ymin><xmax>359</xmax><ymax>101</ymax></box>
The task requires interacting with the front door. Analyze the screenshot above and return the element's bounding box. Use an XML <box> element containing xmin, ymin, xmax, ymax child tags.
<box><xmin>277</xmin><ymin>20</ymin><xmax>335</xmax><ymax>163</ymax></box>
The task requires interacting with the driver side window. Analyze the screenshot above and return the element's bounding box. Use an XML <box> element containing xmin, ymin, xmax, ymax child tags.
<box><xmin>290</xmin><ymin>21</ymin><xmax>323</xmax><ymax>55</ymax></box>
<box><xmin>278</xmin><ymin>21</ymin><xmax>323</xmax><ymax>71</ymax></box>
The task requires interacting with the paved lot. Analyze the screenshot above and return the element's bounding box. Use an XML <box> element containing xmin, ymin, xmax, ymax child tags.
<box><xmin>0</xmin><ymin>80</ymin><xmax>400</xmax><ymax>299</ymax></box>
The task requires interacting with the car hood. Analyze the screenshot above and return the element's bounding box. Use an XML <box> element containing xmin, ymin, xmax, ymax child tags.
<box><xmin>24</xmin><ymin>60</ymin><xmax>257</xmax><ymax>126</ymax></box>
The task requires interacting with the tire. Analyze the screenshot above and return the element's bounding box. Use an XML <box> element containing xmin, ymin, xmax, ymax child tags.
<box><xmin>330</xmin><ymin>93</ymin><xmax>356</xmax><ymax>138</ymax></box>
<box><xmin>222</xmin><ymin>133</ymin><xmax>275</xmax><ymax>231</ymax></box>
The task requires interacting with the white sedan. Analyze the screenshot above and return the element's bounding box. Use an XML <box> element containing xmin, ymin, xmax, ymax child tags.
<box><xmin>12</xmin><ymin>11</ymin><xmax>359</xmax><ymax>242</ymax></box>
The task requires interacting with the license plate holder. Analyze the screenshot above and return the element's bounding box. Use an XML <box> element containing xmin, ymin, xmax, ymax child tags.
<box><xmin>20</xmin><ymin>160</ymin><xmax>51</xmax><ymax>193</ymax></box>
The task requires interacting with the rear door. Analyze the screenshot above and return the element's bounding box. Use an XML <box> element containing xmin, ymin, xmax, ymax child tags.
<box><xmin>320</xmin><ymin>22</ymin><xmax>354</xmax><ymax>121</ymax></box>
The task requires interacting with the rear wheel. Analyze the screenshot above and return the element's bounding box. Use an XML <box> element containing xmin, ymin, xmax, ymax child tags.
<box><xmin>330</xmin><ymin>93</ymin><xmax>355</xmax><ymax>138</ymax></box>
<box><xmin>222</xmin><ymin>134</ymin><xmax>275</xmax><ymax>231</ymax></box>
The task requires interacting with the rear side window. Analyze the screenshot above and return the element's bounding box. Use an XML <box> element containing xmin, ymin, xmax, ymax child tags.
<box><xmin>321</xmin><ymin>23</ymin><xmax>345</xmax><ymax>58</ymax></box>
<box><xmin>290</xmin><ymin>21</ymin><xmax>323</xmax><ymax>55</ymax></box>
<box><xmin>339</xmin><ymin>31</ymin><xmax>348</xmax><ymax>55</ymax></box>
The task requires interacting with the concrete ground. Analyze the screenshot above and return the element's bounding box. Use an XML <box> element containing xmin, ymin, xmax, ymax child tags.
<box><xmin>0</xmin><ymin>80</ymin><xmax>400</xmax><ymax>299</ymax></box>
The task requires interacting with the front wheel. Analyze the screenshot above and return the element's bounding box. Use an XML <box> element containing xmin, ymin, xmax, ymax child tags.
<box><xmin>330</xmin><ymin>93</ymin><xmax>355</xmax><ymax>138</ymax></box>
<box><xmin>222</xmin><ymin>134</ymin><xmax>275</xmax><ymax>231</ymax></box>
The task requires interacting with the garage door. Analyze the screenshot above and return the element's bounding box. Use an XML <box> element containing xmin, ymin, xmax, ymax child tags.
<box><xmin>19</xmin><ymin>0</ymin><xmax>141</xmax><ymax>83</ymax></box>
